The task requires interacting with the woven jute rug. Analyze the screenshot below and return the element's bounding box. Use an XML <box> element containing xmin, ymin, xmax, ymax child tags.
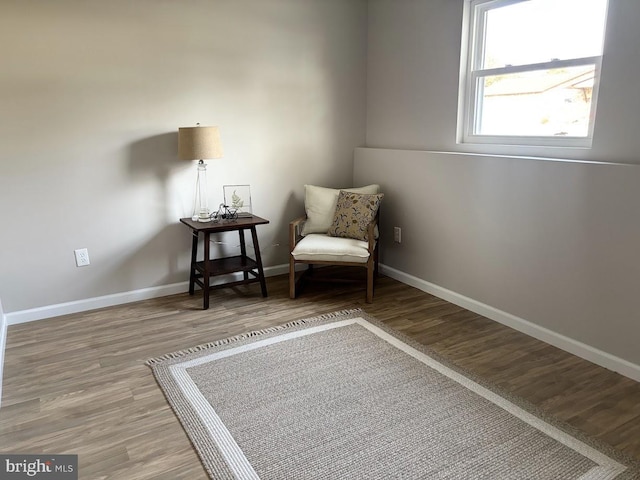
<box><xmin>147</xmin><ymin>309</ymin><xmax>640</xmax><ymax>479</ymax></box>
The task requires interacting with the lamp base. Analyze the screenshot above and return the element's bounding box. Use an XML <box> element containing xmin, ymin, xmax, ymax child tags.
<box><xmin>192</xmin><ymin>160</ymin><xmax>211</xmax><ymax>222</ymax></box>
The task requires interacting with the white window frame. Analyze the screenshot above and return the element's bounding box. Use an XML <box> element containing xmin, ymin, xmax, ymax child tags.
<box><xmin>458</xmin><ymin>0</ymin><xmax>607</xmax><ymax>148</ymax></box>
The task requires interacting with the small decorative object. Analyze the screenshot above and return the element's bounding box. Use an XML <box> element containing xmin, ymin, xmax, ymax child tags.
<box><xmin>223</xmin><ymin>185</ymin><xmax>252</xmax><ymax>217</ymax></box>
<box><xmin>210</xmin><ymin>203</ymin><xmax>239</xmax><ymax>222</ymax></box>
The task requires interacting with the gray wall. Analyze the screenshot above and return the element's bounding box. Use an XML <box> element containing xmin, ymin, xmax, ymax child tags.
<box><xmin>359</xmin><ymin>0</ymin><xmax>640</xmax><ymax>365</ymax></box>
<box><xmin>0</xmin><ymin>0</ymin><xmax>367</xmax><ymax>312</ymax></box>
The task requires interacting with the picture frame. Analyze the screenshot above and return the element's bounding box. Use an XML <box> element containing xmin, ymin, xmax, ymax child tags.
<box><xmin>223</xmin><ymin>185</ymin><xmax>252</xmax><ymax>217</ymax></box>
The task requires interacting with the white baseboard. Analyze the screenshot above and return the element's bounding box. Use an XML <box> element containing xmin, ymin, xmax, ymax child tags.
<box><xmin>380</xmin><ymin>264</ymin><xmax>640</xmax><ymax>384</ymax></box>
<box><xmin>6</xmin><ymin>282</ymin><xmax>190</xmax><ymax>326</ymax></box>
<box><xmin>5</xmin><ymin>264</ymin><xmax>292</xmax><ymax>326</ymax></box>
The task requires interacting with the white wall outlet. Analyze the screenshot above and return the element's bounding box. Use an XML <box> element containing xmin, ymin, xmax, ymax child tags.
<box><xmin>394</xmin><ymin>226</ymin><xmax>402</xmax><ymax>243</ymax></box>
<box><xmin>74</xmin><ymin>248</ymin><xmax>90</xmax><ymax>267</ymax></box>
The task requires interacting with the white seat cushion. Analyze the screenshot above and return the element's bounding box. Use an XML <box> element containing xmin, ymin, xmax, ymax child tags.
<box><xmin>291</xmin><ymin>234</ymin><xmax>372</xmax><ymax>264</ymax></box>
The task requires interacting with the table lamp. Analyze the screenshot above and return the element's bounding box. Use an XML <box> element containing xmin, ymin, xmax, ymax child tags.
<box><xmin>178</xmin><ymin>124</ymin><xmax>223</xmax><ymax>222</ymax></box>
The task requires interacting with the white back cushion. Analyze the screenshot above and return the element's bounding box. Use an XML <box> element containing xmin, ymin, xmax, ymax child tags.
<box><xmin>301</xmin><ymin>184</ymin><xmax>380</xmax><ymax>236</ymax></box>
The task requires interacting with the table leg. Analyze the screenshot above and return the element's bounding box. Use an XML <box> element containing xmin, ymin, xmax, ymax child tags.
<box><xmin>238</xmin><ymin>229</ymin><xmax>249</xmax><ymax>281</ymax></box>
<box><xmin>189</xmin><ymin>231</ymin><xmax>198</xmax><ymax>295</ymax></box>
<box><xmin>251</xmin><ymin>226</ymin><xmax>268</xmax><ymax>297</ymax></box>
<box><xmin>203</xmin><ymin>231</ymin><xmax>210</xmax><ymax>309</ymax></box>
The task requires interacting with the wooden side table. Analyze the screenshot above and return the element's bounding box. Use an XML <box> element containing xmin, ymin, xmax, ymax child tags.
<box><xmin>180</xmin><ymin>215</ymin><xmax>270</xmax><ymax>309</ymax></box>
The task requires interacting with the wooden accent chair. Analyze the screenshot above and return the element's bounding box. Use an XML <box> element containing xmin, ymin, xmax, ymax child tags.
<box><xmin>289</xmin><ymin>184</ymin><xmax>382</xmax><ymax>303</ymax></box>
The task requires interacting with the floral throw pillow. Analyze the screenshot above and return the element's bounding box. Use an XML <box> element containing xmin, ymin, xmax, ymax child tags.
<box><xmin>327</xmin><ymin>191</ymin><xmax>384</xmax><ymax>241</ymax></box>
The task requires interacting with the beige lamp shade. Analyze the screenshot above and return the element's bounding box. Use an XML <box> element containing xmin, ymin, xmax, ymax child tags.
<box><xmin>178</xmin><ymin>125</ymin><xmax>223</xmax><ymax>160</ymax></box>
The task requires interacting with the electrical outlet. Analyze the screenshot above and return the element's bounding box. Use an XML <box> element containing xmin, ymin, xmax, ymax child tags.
<box><xmin>74</xmin><ymin>248</ymin><xmax>90</xmax><ymax>267</ymax></box>
<box><xmin>394</xmin><ymin>227</ymin><xmax>402</xmax><ymax>243</ymax></box>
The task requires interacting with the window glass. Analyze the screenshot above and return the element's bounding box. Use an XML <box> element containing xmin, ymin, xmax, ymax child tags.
<box><xmin>477</xmin><ymin>65</ymin><xmax>595</xmax><ymax>137</ymax></box>
<box><xmin>483</xmin><ymin>0</ymin><xmax>608</xmax><ymax>69</ymax></box>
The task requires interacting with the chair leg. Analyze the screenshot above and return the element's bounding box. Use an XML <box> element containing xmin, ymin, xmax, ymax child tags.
<box><xmin>289</xmin><ymin>256</ymin><xmax>296</xmax><ymax>299</ymax></box>
<box><xmin>374</xmin><ymin>246</ymin><xmax>380</xmax><ymax>279</ymax></box>
<box><xmin>366</xmin><ymin>260</ymin><xmax>374</xmax><ymax>303</ymax></box>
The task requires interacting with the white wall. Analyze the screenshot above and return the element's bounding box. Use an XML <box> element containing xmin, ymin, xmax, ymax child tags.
<box><xmin>0</xmin><ymin>0</ymin><xmax>367</xmax><ymax>314</ymax></box>
<box><xmin>360</xmin><ymin>0</ymin><xmax>640</xmax><ymax>370</ymax></box>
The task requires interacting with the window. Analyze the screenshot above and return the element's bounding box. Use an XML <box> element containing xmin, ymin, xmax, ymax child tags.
<box><xmin>459</xmin><ymin>0</ymin><xmax>608</xmax><ymax>147</ymax></box>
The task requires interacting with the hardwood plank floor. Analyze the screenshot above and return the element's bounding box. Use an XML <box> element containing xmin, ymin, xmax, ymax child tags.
<box><xmin>1</xmin><ymin>272</ymin><xmax>639</xmax><ymax>479</ymax></box>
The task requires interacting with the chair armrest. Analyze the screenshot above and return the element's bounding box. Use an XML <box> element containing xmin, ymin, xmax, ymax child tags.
<box><xmin>289</xmin><ymin>216</ymin><xmax>307</xmax><ymax>252</ymax></box>
<box><xmin>367</xmin><ymin>220</ymin><xmax>376</xmax><ymax>252</ymax></box>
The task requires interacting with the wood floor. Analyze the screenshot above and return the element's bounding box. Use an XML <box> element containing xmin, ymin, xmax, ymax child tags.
<box><xmin>1</xmin><ymin>272</ymin><xmax>639</xmax><ymax>479</ymax></box>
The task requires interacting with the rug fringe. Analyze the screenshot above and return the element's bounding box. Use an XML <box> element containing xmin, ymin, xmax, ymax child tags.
<box><xmin>145</xmin><ymin>308</ymin><xmax>363</xmax><ymax>366</ymax></box>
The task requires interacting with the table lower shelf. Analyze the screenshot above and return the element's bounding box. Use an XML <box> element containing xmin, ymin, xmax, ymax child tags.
<box><xmin>194</xmin><ymin>255</ymin><xmax>258</xmax><ymax>276</ymax></box>
<box><xmin>192</xmin><ymin>255</ymin><xmax>262</xmax><ymax>292</ymax></box>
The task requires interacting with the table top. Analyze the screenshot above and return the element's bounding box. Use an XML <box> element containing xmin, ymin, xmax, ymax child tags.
<box><xmin>180</xmin><ymin>215</ymin><xmax>269</xmax><ymax>233</ymax></box>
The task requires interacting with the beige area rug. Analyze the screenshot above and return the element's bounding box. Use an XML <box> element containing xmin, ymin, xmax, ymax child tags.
<box><xmin>147</xmin><ymin>309</ymin><xmax>640</xmax><ymax>479</ymax></box>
